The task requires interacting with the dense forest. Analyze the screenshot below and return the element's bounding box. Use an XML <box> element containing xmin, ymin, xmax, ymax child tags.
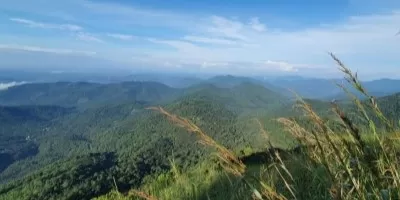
<box><xmin>0</xmin><ymin>75</ymin><xmax>400</xmax><ymax>200</ymax></box>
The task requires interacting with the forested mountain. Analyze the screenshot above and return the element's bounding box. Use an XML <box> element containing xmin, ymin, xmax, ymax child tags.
<box><xmin>0</xmin><ymin>79</ymin><xmax>289</xmax><ymax>110</ymax></box>
<box><xmin>0</xmin><ymin>105</ymin><xmax>72</xmax><ymax>124</ymax></box>
<box><xmin>375</xmin><ymin>92</ymin><xmax>400</xmax><ymax>125</ymax></box>
<box><xmin>1</xmin><ymin>76</ymin><xmax>400</xmax><ymax>200</ymax></box>
<box><xmin>0</xmin><ymin>80</ymin><xmax>297</xmax><ymax>199</ymax></box>
<box><xmin>184</xmin><ymin>82</ymin><xmax>288</xmax><ymax>113</ymax></box>
<box><xmin>187</xmin><ymin>75</ymin><xmax>400</xmax><ymax>100</ymax></box>
<box><xmin>0</xmin><ymin>81</ymin><xmax>181</xmax><ymax>108</ymax></box>
<box><xmin>3</xmin><ymin>74</ymin><xmax>400</xmax><ymax>102</ymax></box>
<box><xmin>0</xmin><ymin>105</ymin><xmax>72</xmax><ymax>175</ymax></box>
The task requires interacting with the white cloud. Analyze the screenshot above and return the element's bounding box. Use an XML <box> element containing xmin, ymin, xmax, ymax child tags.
<box><xmin>80</xmin><ymin>0</ymin><xmax>197</xmax><ymax>29</ymax></box>
<box><xmin>249</xmin><ymin>17</ymin><xmax>266</xmax><ymax>32</ymax></box>
<box><xmin>0</xmin><ymin>81</ymin><xmax>27</xmax><ymax>90</ymax></box>
<box><xmin>148</xmin><ymin>38</ymin><xmax>201</xmax><ymax>51</ymax></box>
<box><xmin>10</xmin><ymin>18</ymin><xmax>82</xmax><ymax>31</ymax></box>
<box><xmin>163</xmin><ymin>61</ymin><xmax>182</xmax><ymax>68</ymax></box>
<box><xmin>2</xmin><ymin>0</ymin><xmax>400</xmax><ymax>78</ymax></box>
<box><xmin>143</xmin><ymin>11</ymin><xmax>400</xmax><ymax>76</ymax></box>
<box><xmin>201</xmin><ymin>61</ymin><xmax>229</xmax><ymax>69</ymax></box>
<box><xmin>263</xmin><ymin>60</ymin><xmax>312</xmax><ymax>72</ymax></box>
<box><xmin>75</xmin><ymin>32</ymin><xmax>103</xmax><ymax>43</ymax></box>
<box><xmin>183</xmin><ymin>36</ymin><xmax>237</xmax><ymax>45</ymax></box>
<box><xmin>10</xmin><ymin>17</ymin><xmax>103</xmax><ymax>43</ymax></box>
<box><xmin>106</xmin><ymin>33</ymin><xmax>135</xmax><ymax>40</ymax></box>
<box><xmin>60</xmin><ymin>24</ymin><xmax>82</xmax><ymax>31</ymax></box>
<box><xmin>0</xmin><ymin>44</ymin><xmax>96</xmax><ymax>55</ymax></box>
<box><xmin>206</xmin><ymin>16</ymin><xmax>247</xmax><ymax>40</ymax></box>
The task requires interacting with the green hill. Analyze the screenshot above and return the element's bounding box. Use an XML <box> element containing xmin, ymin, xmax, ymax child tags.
<box><xmin>0</xmin><ymin>81</ymin><xmax>296</xmax><ymax>199</ymax></box>
<box><xmin>0</xmin><ymin>81</ymin><xmax>181</xmax><ymax>109</ymax></box>
<box><xmin>184</xmin><ymin>82</ymin><xmax>288</xmax><ymax>113</ymax></box>
<box><xmin>0</xmin><ymin>105</ymin><xmax>72</xmax><ymax>175</ymax></box>
<box><xmin>2</xmin><ymin>74</ymin><xmax>400</xmax><ymax>200</ymax></box>
<box><xmin>205</xmin><ymin>75</ymin><xmax>289</xmax><ymax>96</ymax></box>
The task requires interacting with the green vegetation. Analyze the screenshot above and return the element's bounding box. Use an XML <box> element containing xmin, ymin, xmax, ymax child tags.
<box><xmin>0</xmin><ymin>81</ymin><xmax>181</xmax><ymax>109</ymax></box>
<box><xmin>0</xmin><ymin>81</ymin><xmax>295</xmax><ymax>199</ymax></box>
<box><xmin>1</xmin><ymin>55</ymin><xmax>400</xmax><ymax>199</ymax></box>
<box><xmin>0</xmin><ymin>105</ymin><xmax>72</xmax><ymax>174</ymax></box>
<box><xmin>96</xmin><ymin>54</ymin><xmax>400</xmax><ymax>200</ymax></box>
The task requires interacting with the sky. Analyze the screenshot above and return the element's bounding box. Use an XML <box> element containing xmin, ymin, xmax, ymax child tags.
<box><xmin>0</xmin><ymin>0</ymin><xmax>399</xmax><ymax>79</ymax></box>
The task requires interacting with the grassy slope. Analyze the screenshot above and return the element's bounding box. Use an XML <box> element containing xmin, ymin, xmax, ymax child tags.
<box><xmin>96</xmin><ymin>96</ymin><xmax>400</xmax><ymax>200</ymax></box>
<box><xmin>96</xmin><ymin>57</ymin><xmax>400</xmax><ymax>200</ymax></box>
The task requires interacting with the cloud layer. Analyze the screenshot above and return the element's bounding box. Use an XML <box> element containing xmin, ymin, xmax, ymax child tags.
<box><xmin>1</xmin><ymin>0</ymin><xmax>400</xmax><ymax>78</ymax></box>
<box><xmin>10</xmin><ymin>18</ymin><xmax>83</xmax><ymax>31</ymax></box>
<box><xmin>0</xmin><ymin>81</ymin><xmax>27</xmax><ymax>90</ymax></box>
<box><xmin>0</xmin><ymin>44</ymin><xmax>96</xmax><ymax>55</ymax></box>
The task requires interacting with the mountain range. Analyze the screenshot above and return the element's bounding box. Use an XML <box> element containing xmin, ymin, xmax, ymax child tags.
<box><xmin>3</xmin><ymin>72</ymin><xmax>400</xmax><ymax>100</ymax></box>
<box><xmin>0</xmin><ymin>73</ymin><xmax>400</xmax><ymax>200</ymax></box>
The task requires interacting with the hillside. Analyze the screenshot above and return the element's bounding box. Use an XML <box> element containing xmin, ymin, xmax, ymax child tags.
<box><xmin>205</xmin><ymin>75</ymin><xmax>260</xmax><ymax>88</ymax></box>
<box><xmin>205</xmin><ymin>75</ymin><xmax>289</xmax><ymax>97</ymax></box>
<box><xmin>0</xmin><ymin>105</ymin><xmax>72</xmax><ymax>124</ymax></box>
<box><xmin>1</xmin><ymin>75</ymin><xmax>400</xmax><ymax>200</ymax></box>
<box><xmin>3</xmin><ymin>75</ymin><xmax>399</xmax><ymax>105</ymax></box>
<box><xmin>184</xmin><ymin>82</ymin><xmax>288</xmax><ymax>113</ymax></box>
<box><xmin>0</xmin><ymin>81</ymin><xmax>296</xmax><ymax>199</ymax></box>
<box><xmin>375</xmin><ymin>92</ymin><xmax>400</xmax><ymax>125</ymax></box>
<box><xmin>93</xmin><ymin>89</ymin><xmax>400</xmax><ymax>200</ymax></box>
<box><xmin>0</xmin><ymin>105</ymin><xmax>72</xmax><ymax>174</ymax></box>
<box><xmin>0</xmin><ymin>81</ymin><xmax>181</xmax><ymax>109</ymax></box>
<box><xmin>189</xmin><ymin>75</ymin><xmax>400</xmax><ymax>100</ymax></box>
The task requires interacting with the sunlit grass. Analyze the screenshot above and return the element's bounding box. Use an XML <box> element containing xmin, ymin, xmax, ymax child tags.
<box><xmin>97</xmin><ymin>53</ymin><xmax>400</xmax><ymax>200</ymax></box>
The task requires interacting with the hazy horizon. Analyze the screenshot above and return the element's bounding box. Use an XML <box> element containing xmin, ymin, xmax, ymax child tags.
<box><xmin>1</xmin><ymin>68</ymin><xmax>400</xmax><ymax>84</ymax></box>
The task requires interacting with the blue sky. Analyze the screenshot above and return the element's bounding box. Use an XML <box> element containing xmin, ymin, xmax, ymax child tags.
<box><xmin>0</xmin><ymin>0</ymin><xmax>399</xmax><ymax>79</ymax></box>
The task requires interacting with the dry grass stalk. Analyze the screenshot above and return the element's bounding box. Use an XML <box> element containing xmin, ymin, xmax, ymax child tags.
<box><xmin>276</xmin><ymin>117</ymin><xmax>316</xmax><ymax>145</ymax></box>
<box><xmin>289</xmin><ymin>91</ymin><xmax>367</xmax><ymax>197</ymax></box>
<box><xmin>147</xmin><ymin>106</ymin><xmax>246</xmax><ymax>177</ymax></box>
<box><xmin>330</xmin><ymin>52</ymin><xmax>392</xmax><ymax>130</ymax></box>
<box><xmin>139</xmin><ymin>53</ymin><xmax>400</xmax><ymax>199</ymax></box>
<box><xmin>255</xmin><ymin>118</ymin><xmax>269</xmax><ymax>140</ymax></box>
<box><xmin>330</xmin><ymin>52</ymin><xmax>400</xmax><ymax>189</ymax></box>
<box><xmin>256</xmin><ymin>119</ymin><xmax>297</xmax><ymax>199</ymax></box>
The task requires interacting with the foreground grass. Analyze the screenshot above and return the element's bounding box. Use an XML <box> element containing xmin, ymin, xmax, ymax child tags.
<box><xmin>96</xmin><ymin>53</ymin><xmax>400</xmax><ymax>200</ymax></box>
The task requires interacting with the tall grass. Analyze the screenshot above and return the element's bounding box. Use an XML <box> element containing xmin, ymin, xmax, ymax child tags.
<box><xmin>109</xmin><ymin>53</ymin><xmax>400</xmax><ymax>200</ymax></box>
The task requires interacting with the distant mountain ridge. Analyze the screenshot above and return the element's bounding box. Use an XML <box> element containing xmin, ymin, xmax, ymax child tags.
<box><xmin>205</xmin><ymin>75</ymin><xmax>400</xmax><ymax>100</ymax></box>
<box><xmin>2</xmin><ymin>70</ymin><xmax>400</xmax><ymax>100</ymax></box>
<box><xmin>0</xmin><ymin>81</ymin><xmax>182</xmax><ymax>108</ymax></box>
